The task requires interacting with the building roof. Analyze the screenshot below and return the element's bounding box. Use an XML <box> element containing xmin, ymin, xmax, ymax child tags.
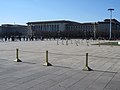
<box><xmin>104</xmin><ymin>19</ymin><xmax>119</xmax><ymax>23</ymax></box>
<box><xmin>97</xmin><ymin>19</ymin><xmax>120</xmax><ymax>24</ymax></box>
<box><xmin>1</xmin><ymin>24</ymin><xmax>27</xmax><ymax>27</ymax></box>
<box><xmin>27</xmin><ymin>20</ymin><xmax>81</xmax><ymax>25</ymax></box>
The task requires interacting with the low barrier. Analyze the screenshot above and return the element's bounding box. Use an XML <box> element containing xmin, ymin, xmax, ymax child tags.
<box><xmin>0</xmin><ymin>48</ymin><xmax>120</xmax><ymax>71</ymax></box>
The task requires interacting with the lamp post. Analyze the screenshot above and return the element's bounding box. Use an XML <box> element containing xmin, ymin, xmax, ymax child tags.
<box><xmin>108</xmin><ymin>8</ymin><xmax>114</xmax><ymax>40</ymax></box>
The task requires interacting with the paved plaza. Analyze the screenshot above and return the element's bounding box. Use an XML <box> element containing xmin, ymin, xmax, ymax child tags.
<box><xmin>0</xmin><ymin>39</ymin><xmax>120</xmax><ymax>90</ymax></box>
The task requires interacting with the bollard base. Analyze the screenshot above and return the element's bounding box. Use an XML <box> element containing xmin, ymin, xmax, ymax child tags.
<box><xmin>82</xmin><ymin>66</ymin><xmax>93</xmax><ymax>71</ymax></box>
<box><xmin>14</xmin><ymin>59</ymin><xmax>22</xmax><ymax>62</ymax></box>
<box><xmin>43</xmin><ymin>62</ymin><xmax>52</xmax><ymax>66</ymax></box>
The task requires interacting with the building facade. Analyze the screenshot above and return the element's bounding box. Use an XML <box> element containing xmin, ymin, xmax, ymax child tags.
<box><xmin>27</xmin><ymin>20</ymin><xmax>83</xmax><ymax>38</ymax></box>
<box><xmin>27</xmin><ymin>19</ymin><xmax>120</xmax><ymax>39</ymax></box>
<box><xmin>0</xmin><ymin>19</ymin><xmax>119</xmax><ymax>40</ymax></box>
<box><xmin>1</xmin><ymin>24</ymin><xmax>28</xmax><ymax>37</ymax></box>
<box><xmin>97</xmin><ymin>19</ymin><xmax>120</xmax><ymax>39</ymax></box>
<box><xmin>27</xmin><ymin>20</ymin><xmax>99</xmax><ymax>39</ymax></box>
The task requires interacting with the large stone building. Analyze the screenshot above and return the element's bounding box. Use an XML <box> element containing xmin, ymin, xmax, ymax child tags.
<box><xmin>27</xmin><ymin>20</ymin><xmax>96</xmax><ymax>39</ymax></box>
<box><xmin>27</xmin><ymin>19</ymin><xmax>120</xmax><ymax>39</ymax></box>
<box><xmin>27</xmin><ymin>20</ymin><xmax>82</xmax><ymax>38</ymax></box>
<box><xmin>1</xmin><ymin>24</ymin><xmax>28</xmax><ymax>37</ymax></box>
<box><xmin>0</xmin><ymin>19</ymin><xmax>120</xmax><ymax>40</ymax></box>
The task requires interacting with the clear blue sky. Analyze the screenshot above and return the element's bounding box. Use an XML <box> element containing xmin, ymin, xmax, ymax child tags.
<box><xmin>0</xmin><ymin>0</ymin><xmax>120</xmax><ymax>25</ymax></box>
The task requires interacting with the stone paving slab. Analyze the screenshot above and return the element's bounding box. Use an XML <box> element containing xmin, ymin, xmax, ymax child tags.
<box><xmin>0</xmin><ymin>40</ymin><xmax>120</xmax><ymax>90</ymax></box>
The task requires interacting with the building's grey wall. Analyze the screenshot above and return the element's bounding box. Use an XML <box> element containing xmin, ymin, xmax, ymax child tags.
<box><xmin>1</xmin><ymin>24</ymin><xmax>28</xmax><ymax>37</ymax></box>
<box><xmin>27</xmin><ymin>25</ymin><xmax>33</xmax><ymax>36</ymax></box>
<box><xmin>27</xmin><ymin>22</ymin><xmax>67</xmax><ymax>37</ymax></box>
<box><xmin>59</xmin><ymin>23</ymin><xmax>66</xmax><ymax>31</ymax></box>
<box><xmin>30</xmin><ymin>23</ymin><xmax>65</xmax><ymax>31</ymax></box>
<box><xmin>97</xmin><ymin>23</ymin><xmax>109</xmax><ymax>32</ymax></box>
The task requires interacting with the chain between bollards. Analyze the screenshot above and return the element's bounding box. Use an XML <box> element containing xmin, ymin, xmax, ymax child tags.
<box><xmin>82</xmin><ymin>53</ymin><xmax>93</xmax><ymax>71</ymax></box>
<box><xmin>14</xmin><ymin>48</ymin><xmax>22</xmax><ymax>62</ymax></box>
<box><xmin>43</xmin><ymin>50</ymin><xmax>52</xmax><ymax>66</ymax></box>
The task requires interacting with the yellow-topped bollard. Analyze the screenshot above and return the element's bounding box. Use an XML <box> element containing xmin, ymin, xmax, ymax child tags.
<box><xmin>43</xmin><ymin>50</ymin><xmax>52</xmax><ymax>66</ymax></box>
<box><xmin>14</xmin><ymin>48</ymin><xmax>22</xmax><ymax>62</ymax></box>
<box><xmin>82</xmin><ymin>53</ymin><xmax>93</xmax><ymax>71</ymax></box>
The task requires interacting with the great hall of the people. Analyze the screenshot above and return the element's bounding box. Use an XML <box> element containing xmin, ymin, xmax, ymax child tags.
<box><xmin>0</xmin><ymin>19</ymin><xmax>120</xmax><ymax>40</ymax></box>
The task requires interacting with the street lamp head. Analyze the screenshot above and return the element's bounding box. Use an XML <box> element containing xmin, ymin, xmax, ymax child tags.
<box><xmin>108</xmin><ymin>8</ymin><xmax>114</xmax><ymax>11</ymax></box>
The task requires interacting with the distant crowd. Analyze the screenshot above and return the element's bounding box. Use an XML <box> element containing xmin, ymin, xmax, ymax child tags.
<box><xmin>0</xmin><ymin>36</ymin><xmax>114</xmax><ymax>42</ymax></box>
<box><xmin>0</xmin><ymin>36</ymin><xmax>75</xmax><ymax>42</ymax></box>
<box><xmin>0</xmin><ymin>36</ymin><xmax>47</xmax><ymax>42</ymax></box>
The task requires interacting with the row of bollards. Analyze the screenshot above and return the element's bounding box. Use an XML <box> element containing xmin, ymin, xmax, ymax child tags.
<box><xmin>14</xmin><ymin>49</ymin><xmax>52</xmax><ymax>66</ymax></box>
<box><xmin>14</xmin><ymin>48</ymin><xmax>92</xmax><ymax>71</ymax></box>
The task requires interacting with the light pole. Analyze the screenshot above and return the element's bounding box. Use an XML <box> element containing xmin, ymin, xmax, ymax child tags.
<box><xmin>108</xmin><ymin>8</ymin><xmax>114</xmax><ymax>40</ymax></box>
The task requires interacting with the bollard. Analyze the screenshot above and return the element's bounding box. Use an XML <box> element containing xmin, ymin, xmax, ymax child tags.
<box><xmin>82</xmin><ymin>53</ymin><xmax>93</xmax><ymax>71</ymax></box>
<box><xmin>43</xmin><ymin>50</ymin><xmax>52</xmax><ymax>66</ymax></box>
<box><xmin>14</xmin><ymin>48</ymin><xmax>22</xmax><ymax>62</ymax></box>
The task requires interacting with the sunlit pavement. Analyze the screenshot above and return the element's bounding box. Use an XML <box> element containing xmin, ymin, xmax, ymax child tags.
<box><xmin>0</xmin><ymin>39</ymin><xmax>120</xmax><ymax>90</ymax></box>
